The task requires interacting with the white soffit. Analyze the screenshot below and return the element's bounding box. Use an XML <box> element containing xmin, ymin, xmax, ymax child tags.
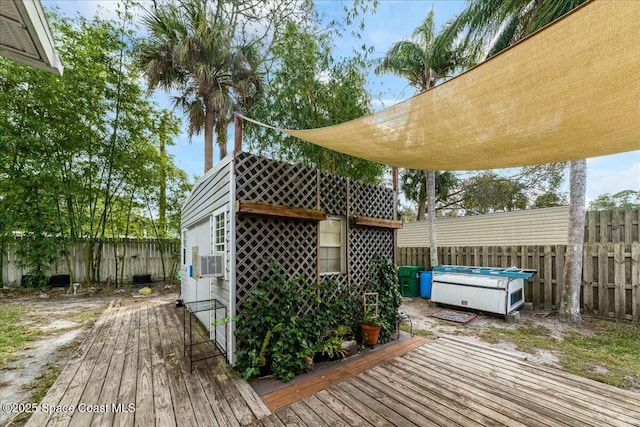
<box><xmin>0</xmin><ymin>0</ymin><xmax>63</xmax><ymax>75</ymax></box>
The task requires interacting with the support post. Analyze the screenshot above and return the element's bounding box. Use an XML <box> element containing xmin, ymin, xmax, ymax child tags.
<box><xmin>392</xmin><ymin>167</ymin><xmax>399</xmax><ymax>264</ymax></box>
<box><xmin>234</xmin><ymin>114</ymin><xmax>243</xmax><ymax>154</ymax></box>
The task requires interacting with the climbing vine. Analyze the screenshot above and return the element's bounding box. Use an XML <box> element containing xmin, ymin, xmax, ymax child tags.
<box><xmin>234</xmin><ymin>258</ymin><xmax>400</xmax><ymax>381</ymax></box>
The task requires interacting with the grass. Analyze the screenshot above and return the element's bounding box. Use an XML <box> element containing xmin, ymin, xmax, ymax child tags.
<box><xmin>24</xmin><ymin>364</ymin><xmax>62</xmax><ymax>403</ymax></box>
<box><xmin>477</xmin><ymin>319</ymin><xmax>640</xmax><ymax>389</ymax></box>
<box><xmin>0</xmin><ymin>304</ymin><xmax>43</xmax><ymax>368</ymax></box>
<box><xmin>400</xmin><ymin>323</ymin><xmax>435</xmax><ymax>338</ymax></box>
<box><xmin>63</xmin><ymin>309</ymin><xmax>102</xmax><ymax>327</ymax></box>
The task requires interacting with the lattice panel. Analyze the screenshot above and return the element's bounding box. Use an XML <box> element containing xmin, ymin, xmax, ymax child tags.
<box><xmin>320</xmin><ymin>172</ymin><xmax>347</xmax><ymax>216</ymax></box>
<box><xmin>348</xmin><ymin>227</ymin><xmax>394</xmax><ymax>291</ymax></box>
<box><xmin>235</xmin><ymin>217</ymin><xmax>317</xmax><ymax>314</ymax></box>
<box><xmin>319</xmin><ymin>274</ymin><xmax>348</xmax><ymax>302</ymax></box>
<box><xmin>319</xmin><ymin>276</ymin><xmax>350</xmax><ymax>305</ymax></box>
<box><xmin>350</xmin><ymin>181</ymin><xmax>394</xmax><ymax>220</ymax></box>
<box><xmin>235</xmin><ymin>152</ymin><xmax>318</xmax><ymax>209</ymax></box>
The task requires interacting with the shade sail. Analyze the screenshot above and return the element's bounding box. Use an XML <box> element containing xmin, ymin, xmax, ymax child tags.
<box><xmin>242</xmin><ymin>0</ymin><xmax>640</xmax><ymax>171</ymax></box>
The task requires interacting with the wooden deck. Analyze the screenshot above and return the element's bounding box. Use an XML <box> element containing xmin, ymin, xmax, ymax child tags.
<box><xmin>27</xmin><ymin>297</ymin><xmax>640</xmax><ymax>427</ymax></box>
<box><xmin>26</xmin><ymin>297</ymin><xmax>270</xmax><ymax>427</ymax></box>
<box><xmin>256</xmin><ymin>336</ymin><xmax>640</xmax><ymax>427</ymax></box>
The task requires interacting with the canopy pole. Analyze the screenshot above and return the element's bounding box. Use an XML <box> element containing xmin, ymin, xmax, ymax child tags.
<box><xmin>234</xmin><ymin>114</ymin><xmax>243</xmax><ymax>154</ymax></box>
<box><xmin>392</xmin><ymin>166</ymin><xmax>399</xmax><ymax>264</ymax></box>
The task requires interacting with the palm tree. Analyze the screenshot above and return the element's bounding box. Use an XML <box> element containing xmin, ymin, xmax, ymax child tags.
<box><xmin>401</xmin><ymin>169</ymin><xmax>457</xmax><ymax>220</ymax></box>
<box><xmin>443</xmin><ymin>0</ymin><xmax>588</xmax><ymax>322</ymax></box>
<box><xmin>375</xmin><ymin>10</ymin><xmax>474</xmax><ymax>268</ymax></box>
<box><xmin>137</xmin><ymin>0</ymin><xmax>262</xmax><ymax>172</ymax></box>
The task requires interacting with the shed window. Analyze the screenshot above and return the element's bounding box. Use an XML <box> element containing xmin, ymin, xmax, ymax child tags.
<box><xmin>319</xmin><ymin>216</ymin><xmax>345</xmax><ymax>274</ymax></box>
<box><xmin>211</xmin><ymin>211</ymin><xmax>225</xmax><ymax>254</ymax></box>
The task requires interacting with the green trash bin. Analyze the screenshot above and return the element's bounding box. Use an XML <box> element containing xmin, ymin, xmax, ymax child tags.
<box><xmin>398</xmin><ymin>266</ymin><xmax>423</xmax><ymax>297</ymax></box>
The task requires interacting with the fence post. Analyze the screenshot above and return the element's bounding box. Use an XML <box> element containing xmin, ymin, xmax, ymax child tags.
<box><xmin>632</xmin><ymin>242</ymin><xmax>639</xmax><ymax>321</ymax></box>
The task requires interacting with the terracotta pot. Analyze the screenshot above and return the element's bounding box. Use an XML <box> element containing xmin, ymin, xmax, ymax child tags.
<box><xmin>361</xmin><ymin>323</ymin><xmax>382</xmax><ymax>345</ymax></box>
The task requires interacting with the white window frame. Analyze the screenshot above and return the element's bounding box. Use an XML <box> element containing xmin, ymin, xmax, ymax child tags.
<box><xmin>319</xmin><ymin>215</ymin><xmax>346</xmax><ymax>275</ymax></box>
<box><xmin>207</xmin><ymin>208</ymin><xmax>228</xmax><ymax>280</ymax></box>
<box><xmin>210</xmin><ymin>209</ymin><xmax>226</xmax><ymax>255</ymax></box>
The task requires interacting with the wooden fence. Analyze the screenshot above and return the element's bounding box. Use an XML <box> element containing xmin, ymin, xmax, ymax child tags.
<box><xmin>584</xmin><ymin>208</ymin><xmax>639</xmax><ymax>244</ymax></box>
<box><xmin>397</xmin><ymin>244</ymin><xmax>640</xmax><ymax>322</ymax></box>
<box><xmin>1</xmin><ymin>238</ymin><xmax>180</xmax><ymax>285</ymax></box>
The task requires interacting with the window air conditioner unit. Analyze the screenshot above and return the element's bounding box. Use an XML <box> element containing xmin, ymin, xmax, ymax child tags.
<box><xmin>200</xmin><ymin>254</ymin><xmax>224</xmax><ymax>277</ymax></box>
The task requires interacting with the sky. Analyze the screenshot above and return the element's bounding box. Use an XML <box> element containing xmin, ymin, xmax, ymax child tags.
<box><xmin>41</xmin><ymin>0</ymin><xmax>639</xmax><ymax>204</ymax></box>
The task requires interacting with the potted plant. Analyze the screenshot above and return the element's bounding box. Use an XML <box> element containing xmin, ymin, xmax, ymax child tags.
<box><xmin>361</xmin><ymin>312</ymin><xmax>385</xmax><ymax>346</ymax></box>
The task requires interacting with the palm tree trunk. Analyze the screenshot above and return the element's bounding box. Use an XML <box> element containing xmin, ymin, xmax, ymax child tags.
<box><xmin>216</xmin><ymin>120</ymin><xmax>228</xmax><ymax>159</ymax></box>
<box><xmin>417</xmin><ymin>192</ymin><xmax>426</xmax><ymax>220</ymax></box>
<box><xmin>559</xmin><ymin>159</ymin><xmax>586</xmax><ymax>322</ymax></box>
<box><xmin>427</xmin><ymin>170</ymin><xmax>438</xmax><ymax>268</ymax></box>
<box><xmin>159</xmin><ymin>135</ymin><xmax>167</xmax><ymax>238</ymax></box>
<box><xmin>204</xmin><ymin>109</ymin><xmax>214</xmax><ymax>173</ymax></box>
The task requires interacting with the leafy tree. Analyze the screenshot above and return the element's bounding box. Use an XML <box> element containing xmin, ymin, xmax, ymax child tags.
<box><xmin>400</xmin><ymin>170</ymin><xmax>457</xmax><ymax>220</ymax></box>
<box><xmin>375</xmin><ymin>10</ymin><xmax>476</xmax><ymax>266</ymax></box>
<box><xmin>246</xmin><ymin>20</ymin><xmax>385</xmax><ymax>184</ymax></box>
<box><xmin>0</xmin><ymin>9</ymin><xmax>187</xmax><ymax>286</ymax></box>
<box><xmin>588</xmin><ymin>190</ymin><xmax>640</xmax><ymax>210</ymax></box>
<box><xmin>444</xmin><ymin>0</ymin><xmax>588</xmax><ymax>321</ymax></box>
<box><xmin>461</xmin><ymin>172</ymin><xmax>528</xmax><ymax>214</ymax></box>
<box><xmin>533</xmin><ymin>192</ymin><xmax>566</xmax><ymax>208</ymax></box>
<box><xmin>137</xmin><ymin>0</ymin><xmax>312</xmax><ymax>173</ymax></box>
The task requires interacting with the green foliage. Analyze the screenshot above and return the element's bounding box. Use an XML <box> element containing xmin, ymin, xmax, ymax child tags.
<box><xmin>375</xmin><ymin>10</ymin><xmax>476</xmax><ymax>92</ymax></box>
<box><xmin>461</xmin><ymin>172</ymin><xmax>528</xmax><ymax>214</ymax></box>
<box><xmin>258</xmin><ymin>323</ymin><xmax>282</xmax><ymax>366</ymax></box>
<box><xmin>441</xmin><ymin>0</ymin><xmax>588</xmax><ymax>60</ymax></box>
<box><xmin>246</xmin><ymin>20</ymin><xmax>385</xmax><ymax>184</ymax></box>
<box><xmin>234</xmin><ymin>270</ymin><xmax>318</xmax><ymax>381</ymax></box>
<box><xmin>362</xmin><ymin>312</ymin><xmax>385</xmax><ymax>328</ymax></box>
<box><xmin>235</xmin><ymin>269</ymin><xmax>362</xmax><ymax>381</ymax></box>
<box><xmin>364</xmin><ymin>257</ymin><xmax>402</xmax><ymax>343</ymax></box>
<box><xmin>314</xmin><ymin>336</ymin><xmax>346</xmax><ymax>360</ymax></box>
<box><xmin>401</xmin><ymin>169</ymin><xmax>457</xmax><ymax>220</ymax></box>
<box><xmin>136</xmin><ymin>0</ymin><xmax>264</xmax><ymax>167</ymax></box>
<box><xmin>0</xmin><ymin>10</ymin><xmax>189</xmax><ymax>283</ymax></box>
<box><xmin>588</xmin><ymin>190</ymin><xmax>640</xmax><ymax>210</ymax></box>
<box><xmin>477</xmin><ymin>319</ymin><xmax>640</xmax><ymax>389</ymax></box>
<box><xmin>534</xmin><ymin>192</ymin><xmax>566</xmax><ymax>208</ymax></box>
<box><xmin>0</xmin><ymin>304</ymin><xmax>43</xmax><ymax>368</ymax></box>
<box><xmin>235</xmin><ymin>257</ymin><xmax>401</xmax><ymax>381</ymax></box>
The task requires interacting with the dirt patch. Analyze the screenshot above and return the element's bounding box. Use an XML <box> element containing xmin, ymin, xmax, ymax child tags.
<box><xmin>0</xmin><ymin>281</ymin><xmax>179</xmax><ymax>426</ymax></box>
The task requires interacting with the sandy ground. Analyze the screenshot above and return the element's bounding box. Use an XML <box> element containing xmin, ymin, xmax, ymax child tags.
<box><xmin>399</xmin><ymin>297</ymin><xmax>578</xmax><ymax>368</ymax></box>
<box><xmin>0</xmin><ymin>283</ymin><xmax>179</xmax><ymax>426</ymax></box>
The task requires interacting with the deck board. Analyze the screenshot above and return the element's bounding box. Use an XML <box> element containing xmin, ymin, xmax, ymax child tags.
<box><xmin>26</xmin><ymin>298</ymin><xmax>640</xmax><ymax>427</ymax></box>
<box><xmin>261</xmin><ymin>335</ymin><xmax>429</xmax><ymax>411</ymax></box>
<box><xmin>66</xmin><ymin>305</ymin><xmax>127</xmax><ymax>427</ymax></box>
<box><xmin>149</xmin><ymin>306</ymin><xmax>177</xmax><ymax>427</ymax></box>
<box><xmin>92</xmin><ymin>307</ymin><xmax>133</xmax><ymax>427</ymax></box>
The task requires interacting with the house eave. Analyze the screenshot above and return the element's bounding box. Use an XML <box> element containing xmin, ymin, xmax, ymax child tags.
<box><xmin>0</xmin><ymin>0</ymin><xmax>64</xmax><ymax>75</ymax></box>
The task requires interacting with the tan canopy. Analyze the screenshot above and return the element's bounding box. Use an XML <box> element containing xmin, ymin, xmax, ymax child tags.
<box><xmin>243</xmin><ymin>0</ymin><xmax>640</xmax><ymax>171</ymax></box>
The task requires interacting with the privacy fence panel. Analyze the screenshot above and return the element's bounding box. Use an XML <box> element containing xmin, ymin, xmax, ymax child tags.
<box><xmin>585</xmin><ymin>208</ymin><xmax>639</xmax><ymax>244</ymax></box>
<box><xmin>397</xmin><ymin>243</ymin><xmax>640</xmax><ymax>321</ymax></box>
<box><xmin>1</xmin><ymin>238</ymin><xmax>180</xmax><ymax>285</ymax></box>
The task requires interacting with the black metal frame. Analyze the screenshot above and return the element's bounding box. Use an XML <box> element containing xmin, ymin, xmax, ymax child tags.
<box><xmin>183</xmin><ymin>298</ymin><xmax>227</xmax><ymax>373</ymax></box>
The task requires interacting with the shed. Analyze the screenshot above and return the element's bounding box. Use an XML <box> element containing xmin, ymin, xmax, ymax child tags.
<box><xmin>180</xmin><ymin>151</ymin><xmax>401</xmax><ymax>363</ymax></box>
